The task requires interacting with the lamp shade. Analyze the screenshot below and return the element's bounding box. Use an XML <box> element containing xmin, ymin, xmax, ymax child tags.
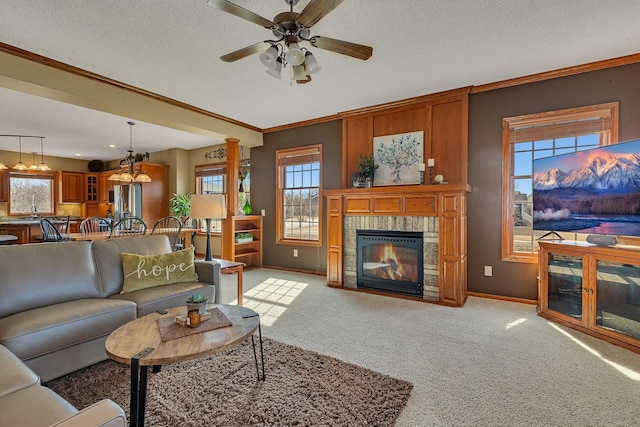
<box><xmin>259</xmin><ymin>45</ymin><xmax>279</xmax><ymax>69</ymax></box>
<box><xmin>285</xmin><ymin>42</ymin><xmax>304</xmax><ymax>66</ymax></box>
<box><xmin>292</xmin><ymin>64</ymin><xmax>307</xmax><ymax>81</ymax></box>
<box><xmin>266</xmin><ymin>57</ymin><xmax>283</xmax><ymax>79</ymax></box>
<box><xmin>304</xmin><ymin>51</ymin><xmax>321</xmax><ymax>74</ymax></box>
<box><xmin>190</xmin><ymin>194</ymin><xmax>227</xmax><ymax>219</ymax></box>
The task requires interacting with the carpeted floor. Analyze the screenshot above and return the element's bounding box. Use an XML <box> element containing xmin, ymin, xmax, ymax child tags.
<box><xmin>47</xmin><ymin>337</ymin><xmax>412</xmax><ymax>427</ymax></box>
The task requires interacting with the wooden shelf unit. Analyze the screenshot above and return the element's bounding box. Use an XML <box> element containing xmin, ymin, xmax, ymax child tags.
<box><xmin>229</xmin><ymin>215</ymin><xmax>262</xmax><ymax>268</ymax></box>
<box><xmin>538</xmin><ymin>240</ymin><xmax>640</xmax><ymax>354</ymax></box>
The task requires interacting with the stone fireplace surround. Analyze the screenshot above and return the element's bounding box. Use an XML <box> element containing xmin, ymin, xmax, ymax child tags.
<box><xmin>344</xmin><ymin>216</ymin><xmax>439</xmax><ymax>301</ymax></box>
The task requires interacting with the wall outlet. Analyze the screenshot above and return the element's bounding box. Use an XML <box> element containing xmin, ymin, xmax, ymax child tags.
<box><xmin>293</xmin><ymin>249</ymin><xmax>298</xmax><ymax>257</ymax></box>
<box><xmin>484</xmin><ymin>265</ymin><xmax>493</xmax><ymax>277</ymax></box>
<box><xmin>261</xmin><ymin>209</ymin><xmax>266</xmax><ymax>216</ymax></box>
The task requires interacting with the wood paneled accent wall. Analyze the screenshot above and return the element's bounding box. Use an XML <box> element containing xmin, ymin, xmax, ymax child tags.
<box><xmin>340</xmin><ymin>87</ymin><xmax>470</xmax><ymax>188</ymax></box>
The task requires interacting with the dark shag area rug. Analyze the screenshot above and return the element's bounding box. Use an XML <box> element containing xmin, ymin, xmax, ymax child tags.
<box><xmin>46</xmin><ymin>338</ymin><xmax>412</xmax><ymax>426</ymax></box>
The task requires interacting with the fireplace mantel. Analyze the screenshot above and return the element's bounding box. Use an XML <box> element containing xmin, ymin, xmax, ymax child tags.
<box><xmin>323</xmin><ymin>184</ymin><xmax>471</xmax><ymax>307</ymax></box>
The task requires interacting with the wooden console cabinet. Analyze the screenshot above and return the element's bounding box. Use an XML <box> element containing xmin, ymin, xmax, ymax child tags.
<box><xmin>538</xmin><ymin>241</ymin><xmax>640</xmax><ymax>354</ymax></box>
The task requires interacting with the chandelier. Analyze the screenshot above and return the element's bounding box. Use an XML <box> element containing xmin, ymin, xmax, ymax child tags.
<box><xmin>0</xmin><ymin>134</ymin><xmax>50</xmax><ymax>171</ymax></box>
<box><xmin>108</xmin><ymin>121</ymin><xmax>151</xmax><ymax>183</ymax></box>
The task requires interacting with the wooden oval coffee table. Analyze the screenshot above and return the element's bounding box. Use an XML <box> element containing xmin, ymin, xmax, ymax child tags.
<box><xmin>105</xmin><ymin>303</ymin><xmax>264</xmax><ymax>427</ymax></box>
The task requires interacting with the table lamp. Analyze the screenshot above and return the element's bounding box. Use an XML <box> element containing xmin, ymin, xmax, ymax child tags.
<box><xmin>190</xmin><ymin>194</ymin><xmax>227</xmax><ymax>261</ymax></box>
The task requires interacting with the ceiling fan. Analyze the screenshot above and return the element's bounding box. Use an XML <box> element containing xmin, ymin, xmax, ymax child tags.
<box><xmin>207</xmin><ymin>0</ymin><xmax>373</xmax><ymax>83</ymax></box>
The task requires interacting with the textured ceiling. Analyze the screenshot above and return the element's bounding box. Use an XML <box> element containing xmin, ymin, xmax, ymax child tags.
<box><xmin>0</xmin><ymin>0</ymin><xmax>639</xmax><ymax>160</ymax></box>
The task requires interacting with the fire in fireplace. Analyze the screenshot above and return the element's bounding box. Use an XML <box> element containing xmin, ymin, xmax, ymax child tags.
<box><xmin>356</xmin><ymin>230</ymin><xmax>424</xmax><ymax>297</ymax></box>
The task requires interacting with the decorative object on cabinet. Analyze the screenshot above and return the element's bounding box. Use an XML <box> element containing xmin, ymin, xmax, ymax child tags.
<box><xmin>538</xmin><ymin>241</ymin><xmax>640</xmax><ymax>354</ymax></box>
<box><xmin>207</xmin><ymin>0</ymin><xmax>373</xmax><ymax>83</ymax></box>
<box><xmin>190</xmin><ymin>193</ymin><xmax>227</xmax><ymax>262</ymax></box>
<box><xmin>373</xmin><ymin>131</ymin><xmax>423</xmax><ymax>186</ymax></box>
<box><xmin>107</xmin><ymin>122</ymin><xmax>152</xmax><ymax>183</ymax></box>
<box><xmin>88</xmin><ymin>160</ymin><xmax>106</xmax><ymax>172</ymax></box>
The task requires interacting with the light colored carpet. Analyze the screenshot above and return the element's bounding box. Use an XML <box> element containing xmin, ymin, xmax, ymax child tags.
<box><xmin>218</xmin><ymin>268</ymin><xmax>640</xmax><ymax>426</ymax></box>
<box><xmin>47</xmin><ymin>338</ymin><xmax>411</xmax><ymax>426</ymax></box>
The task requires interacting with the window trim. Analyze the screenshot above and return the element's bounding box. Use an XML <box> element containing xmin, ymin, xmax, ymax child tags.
<box><xmin>276</xmin><ymin>144</ymin><xmax>323</xmax><ymax>247</ymax></box>
<box><xmin>501</xmin><ymin>102</ymin><xmax>619</xmax><ymax>263</ymax></box>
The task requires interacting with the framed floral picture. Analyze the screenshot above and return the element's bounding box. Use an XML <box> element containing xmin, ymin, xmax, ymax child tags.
<box><xmin>373</xmin><ymin>131</ymin><xmax>424</xmax><ymax>186</ymax></box>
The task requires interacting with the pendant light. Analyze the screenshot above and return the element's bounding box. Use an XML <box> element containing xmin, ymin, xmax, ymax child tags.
<box><xmin>38</xmin><ymin>137</ymin><xmax>51</xmax><ymax>171</ymax></box>
<box><xmin>13</xmin><ymin>136</ymin><xmax>27</xmax><ymax>170</ymax></box>
<box><xmin>29</xmin><ymin>152</ymin><xmax>39</xmax><ymax>170</ymax></box>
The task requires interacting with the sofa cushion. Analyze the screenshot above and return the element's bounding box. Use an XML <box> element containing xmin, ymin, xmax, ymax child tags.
<box><xmin>121</xmin><ymin>247</ymin><xmax>198</xmax><ymax>293</ymax></box>
<box><xmin>0</xmin><ymin>298</ymin><xmax>136</xmax><ymax>361</ymax></box>
<box><xmin>0</xmin><ymin>241</ymin><xmax>102</xmax><ymax>318</ymax></box>
<box><xmin>0</xmin><ymin>344</ymin><xmax>39</xmax><ymax>398</ymax></box>
<box><xmin>92</xmin><ymin>235</ymin><xmax>173</xmax><ymax>297</ymax></box>
<box><xmin>0</xmin><ymin>385</ymin><xmax>77</xmax><ymax>427</ymax></box>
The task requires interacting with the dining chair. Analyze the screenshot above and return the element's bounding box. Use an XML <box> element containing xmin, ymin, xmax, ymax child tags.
<box><xmin>109</xmin><ymin>217</ymin><xmax>148</xmax><ymax>238</ymax></box>
<box><xmin>80</xmin><ymin>217</ymin><xmax>112</xmax><ymax>233</ymax></box>
<box><xmin>151</xmin><ymin>216</ymin><xmax>182</xmax><ymax>251</ymax></box>
<box><xmin>179</xmin><ymin>217</ymin><xmax>199</xmax><ymax>252</ymax></box>
<box><xmin>40</xmin><ymin>218</ymin><xmax>73</xmax><ymax>242</ymax></box>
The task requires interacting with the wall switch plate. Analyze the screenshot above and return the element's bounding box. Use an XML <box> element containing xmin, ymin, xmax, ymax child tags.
<box><xmin>293</xmin><ymin>249</ymin><xmax>298</xmax><ymax>257</ymax></box>
<box><xmin>261</xmin><ymin>209</ymin><xmax>266</xmax><ymax>216</ymax></box>
<box><xmin>484</xmin><ymin>265</ymin><xmax>493</xmax><ymax>276</ymax></box>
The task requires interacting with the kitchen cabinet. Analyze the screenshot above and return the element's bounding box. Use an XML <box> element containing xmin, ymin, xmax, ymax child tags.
<box><xmin>85</xmin><ymin>174</ymin><xmax>98</xmax><ymax>203</ymax></box>
<box><xmin>538</xmin><ymin>241</ymin><xmax>640</xmax><ymax>354</ymax></box>
<box><xmin>0</xmin><ymin>169</ymin><xmax>8</xmax><ymax>202</ymax></box>
<box><xmin>59</xmin><ymin>172</ymin><xmax>84</xmax><ymax>203</ymax></box>
<box><xmin>98</xmin><ymin>172</ymin><xmax>113</xmax><ymax>203</ymax></box>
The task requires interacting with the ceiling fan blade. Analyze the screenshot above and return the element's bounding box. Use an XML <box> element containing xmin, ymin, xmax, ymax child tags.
<box><xmin>297</xmin><ymin>0</ymin><xmax>344</xmax><ymax>28</ymax></box>
<box><xmin>220</xmin><ymin>42</ymin><xmax>267</xmax><ymax>62</ymax></box>
<box><xmin>207</xmin><ymin>0</ymin><xmax>275</xmax><ymax>29</ymax></box>
<box><xmin>310</xmin><ymin>36</ymin><xmax>373</xmax><ymax>60</ymax></box>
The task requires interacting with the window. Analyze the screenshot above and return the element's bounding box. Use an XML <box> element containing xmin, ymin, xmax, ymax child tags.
<box><xmin>9</xmin><ymin>172</ymin><xmax>55</xmax><ymax>215</ymax></box>
<box><xmin>276</xmin><ymin>145</ymin><xmax>322</xmax><ymax>246</ymax></box>
<box><xmin>502</xmin><ymin>103</ymin><xmax>618</xmax><ymax>263</ymax></box>
<box><xmin>195</xmin><ymin>163</ymin><xmax>226</xmax><ymax>233</ymax></box>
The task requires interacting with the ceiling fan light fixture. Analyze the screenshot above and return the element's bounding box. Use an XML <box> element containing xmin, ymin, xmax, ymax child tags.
<box><xmin>285</xmin><ymin>42</ymin><xmax>304</xmax><ymax>66</ymax></box>
<box><xmin>265</xmin><ymin>57</ymin><xmax>283</xmax><ymax>79</ymax></box>
<box><xmin>259</xmin><ymin>45</ymin><xmax>279</xmax><ymax>68</ymax></box>
<box><xmin>304</xmin><ymin>51</ymin><xmax>321</xmax><ymax>74</ymax></box>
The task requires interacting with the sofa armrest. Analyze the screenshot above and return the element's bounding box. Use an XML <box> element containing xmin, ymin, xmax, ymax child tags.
<box><xmin>48</xmin><ymin>399</ymin><xmax>126</xmax><ymax>427</ymax></box>
<box><xmin>194</xmin><ymin>261</ymin><xmax>222</xmax><ymax>304</ymax></box>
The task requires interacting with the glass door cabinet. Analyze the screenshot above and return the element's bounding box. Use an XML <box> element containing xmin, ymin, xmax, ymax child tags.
<box><xmin>538</xmin><ymin>241</ymin><xmax>640</xmax><ymax>353</ymax></box>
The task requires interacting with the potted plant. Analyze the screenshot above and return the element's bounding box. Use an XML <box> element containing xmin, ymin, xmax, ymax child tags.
<box><xmin>236</xmin><ymin>232</ymin><xmax>254</xmax><ymax>243</ymax></box>
<box><xmin>169</xmin><ymin>192</ymin><xmax>192</xmax><ymax>221</ymax></box>
<box><xmin>185</xmin><ymin>293</ymin><xmax>208</xmax><ymax>315</ymax></box>
<box><xmin>357</xmin><ymin>154</ymin><xmax>378</xmax><ymax>187</ymax></box>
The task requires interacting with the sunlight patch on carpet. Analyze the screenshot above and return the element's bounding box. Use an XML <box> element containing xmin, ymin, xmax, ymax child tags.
<box><xmin>506</xmin><ymin>318</ymin><xmax>527</xmax><ymax>329</ymax></box>
<box><xmin>549</xmin><ymin>322</ymin><xmax>640</xmax><ymax>381</ymax></box>
<box><xmin>241</xmin><ymin>277</ymin><xmax>309</xmax><ymax>326</ymax></box>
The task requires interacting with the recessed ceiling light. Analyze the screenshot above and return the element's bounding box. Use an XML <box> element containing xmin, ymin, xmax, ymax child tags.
<box><xmin>109</xmin><ymin>144</ymin><xmax>116</xmax><ymax>148</ymax></box>
<box><xmin>75</xmin><ymin>153</ymin><xmax>82</xmax><ymax>157</ymax></box>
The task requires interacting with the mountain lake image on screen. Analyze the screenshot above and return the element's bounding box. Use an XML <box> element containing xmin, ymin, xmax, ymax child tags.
<box><xmin>533</xmin><ymin>139</ymin><xmax>640</xmax><ymax>238</ymax></box>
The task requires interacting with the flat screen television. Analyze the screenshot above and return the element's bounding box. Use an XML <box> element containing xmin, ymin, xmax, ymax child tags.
<box><xmin>533</xmin><ymin>138</ymin><xmax>640</xmax><ymax>238</ymax></box>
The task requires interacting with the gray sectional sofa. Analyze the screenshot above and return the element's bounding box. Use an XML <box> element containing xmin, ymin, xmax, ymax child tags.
<box><xmin>0</xmin><ymin>234</ymin><xmax>222</xmax><ymax>425</ymax></box>
<box><xmin>0</xmin><ymin>343</ymin><xmax>126</xmax><ymax>426</ymax></box>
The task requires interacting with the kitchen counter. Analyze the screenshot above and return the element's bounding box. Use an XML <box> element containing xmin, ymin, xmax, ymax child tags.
<box><xmin>0</xmin><ymin>218</ymin><xmax>80</xmax><ymax>243</ymax></box>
